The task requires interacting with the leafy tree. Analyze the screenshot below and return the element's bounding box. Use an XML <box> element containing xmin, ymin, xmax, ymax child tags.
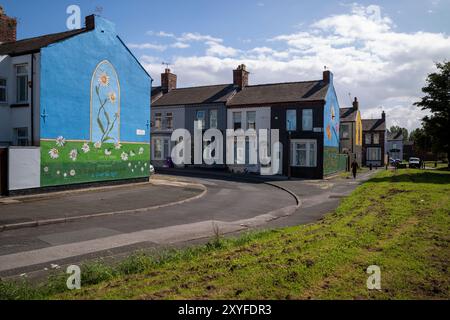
<box><xmin>414</xmin><ymin>61</ymin><xmax>450</xmax><ymax>167</ymax></box>
<box><xmin>388</xmin><ymin>126</ymin><xmax>408</xmax><ymax>141</ymax></box>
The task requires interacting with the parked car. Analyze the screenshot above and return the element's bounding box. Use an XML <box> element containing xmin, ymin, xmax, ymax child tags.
<box><xmin>409</xmin><ymin>157</ymin><xmax>421</xmax><ymax>169</ymax></box>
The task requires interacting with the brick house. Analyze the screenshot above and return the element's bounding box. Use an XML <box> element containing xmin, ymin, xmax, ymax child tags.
<box><xmin>362</xmin><ymin>112</ymin><xmax>387</xmax><ymax>167</ymax></box>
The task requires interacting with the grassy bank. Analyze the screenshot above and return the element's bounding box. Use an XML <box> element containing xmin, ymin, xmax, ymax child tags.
<box><xmin>1</xmin><ymin>169</ymin><xmax>449</xmax><ymax>300</ymax></box>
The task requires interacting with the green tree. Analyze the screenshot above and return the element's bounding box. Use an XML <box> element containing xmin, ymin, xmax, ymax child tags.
<box><xmin>388</xmin><ymin>126</ymin><xmax>409</xmax><ymax>141</ymax></box>
<box><xmin>414</xmin><ymin>61</ymin><xmax>450</xmax><ymax>167</ymax></box>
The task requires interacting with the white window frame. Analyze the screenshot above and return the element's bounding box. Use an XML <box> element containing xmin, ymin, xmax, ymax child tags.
<box><xmin>302</xmin><ymin>109</ymin><xmax>313</xmax><ymax>131</ymax></box>
<box><xmin>367</xmin><ymin>147</ymin><xmax>381</xmax><ymax>161</ymax></box>
<box><xmin>196</xmin><ymin>110</ymin><xmax>206</xmax><ymax>130</ymax></box>
<box><xmin>291</xmin><ymin>139</ymin><xmax>317</xmax><ymax>168</ymax></box>
<box><xmin>16</xmin><ymin>64</ymin><xmax>29</xmax><ymax>104</ymax></box>
<box><xmin>154</xmin><ymin>113</ymin><xmax>162</xmax><ymax>130</ymax></box>
<box><xmin>0</xmin><ymin>78</ymin><xmax>7</xmax><ymax>103</ymax></box>
<box><xmin>286</xmin><ymin>109</ymin><xmax>297</xmax><ymax>131</ymax></box>
<box><xmin>165</xmin><ymin>112</ymin><xmax>173</xmax><ymax>130</ymax></box>
<box><xmin>373</xmin><ymin>133</ymin><xmax>380</xmax><ymax>144</ymax></box>
<box><xmin>246</xmin><ymin>111</ymin><xmax>256</xmax><ymax>130</ymax></box>
<box><xmin>209</xmin><ymin>109</ymin><xmax>218</xmax><ymax>129</ymax></box>
<box><xmin>233</xmin><ymin>111</ymin><xmax>242</xmax><ymax>130</ymax></box>
<box><xmin>152</xmin><ymin>137</ymin><xmax>171</xmax><ymax>160</ymax></box>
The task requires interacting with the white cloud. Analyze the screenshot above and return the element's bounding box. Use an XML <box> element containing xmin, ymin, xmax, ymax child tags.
<box><xmin>141</xmin><ymin>4</ymin><xmax>450</xmax><ymax>131</ymax></box>
<box><xmin>171</xmin><ymin>42</ymin><xmax>190</xmax><ymax>49</ymax></box>
<box><xmin>147</xmin><ymin>30</ymin><xmax>176</xmax><ymax>38</ymax></box>
<box><xmin>127</xmin><ymin>43</ymin><xmax>167</xmax><ymax>51</ymax></box>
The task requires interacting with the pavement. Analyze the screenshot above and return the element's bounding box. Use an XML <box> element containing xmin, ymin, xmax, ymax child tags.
<box><xmin>0</xmin><ymin>169</ymin><xmax>376</xmax><ymax>280</ymax></box>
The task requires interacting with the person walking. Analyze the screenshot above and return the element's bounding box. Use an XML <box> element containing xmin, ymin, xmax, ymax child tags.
<box><xmin>351</xmin><ymin>159</ymin><xmax>358</xmax><ymax>179</ymax></box>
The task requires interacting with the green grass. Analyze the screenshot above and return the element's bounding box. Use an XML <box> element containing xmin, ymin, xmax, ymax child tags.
<box><xmin>41</xmin><ymin>141</ymin><xmax>150</xmax><ymax>187</ymax></box>
<box><xmin>1</xmin><ymin>169</ymin><xmax>449</xmax><ymax>300</ymax></box>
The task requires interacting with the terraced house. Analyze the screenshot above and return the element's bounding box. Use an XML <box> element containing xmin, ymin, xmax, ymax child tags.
<box><xmin>0</xmin><ymin>11</ymin><xmax>151</xmax><ymax>195</ymax></box>
<box><xmin>339</xmin><ymin>97</ymin><xmax>363</xmax><ymax>167</ymax></box>
<box><xmin>362</xmin><ymin>112</ymin><xmax>387</xmax><ymax>167</ymax></box>
<box><xmin>152</xmin><ymin>65</ymin><xmax>347</xmax><ymax>179</ymax></box>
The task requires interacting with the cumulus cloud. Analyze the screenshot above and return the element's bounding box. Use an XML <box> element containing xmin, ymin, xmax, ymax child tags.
<box><xmin>127</xmin><ymin>43</ymin><xmax>167</xmax><ymax>51</ymax></box>
<box><xmin>140</xmin><ymin>4</ymin><xmax>450</xmax><ymax>130</ymax></box>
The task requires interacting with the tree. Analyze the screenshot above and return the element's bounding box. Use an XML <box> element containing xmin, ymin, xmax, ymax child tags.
<box><xmin>414</xmin><ymin>61</ymin><xmax>450</xmax><ymax>167</ymax></box>
<box><xmin>388</xmin><ymin>126</ymin><xmax>408</xmax><ymax>141</ymax></box>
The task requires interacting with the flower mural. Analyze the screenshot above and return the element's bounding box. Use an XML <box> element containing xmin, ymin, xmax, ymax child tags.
<box><xmin>69</xmin><ymin>149</ymin><xmax>78</xmax><ymax>161</ymax></box>
<box><xmin>81</xmin><ymin>143</ymin><xmax>90</xmax><ymax>154</ymax></box>
<box><xmin>56</xmin><ymin>136</ymin><xmax>66</xmax><ymax>147</ymax></box>
<box><xmin>91</xmin><ymin>61</ymin><xmax>120</xmax><ymax>145</ymax></box>
<box><xmin>49</xmin><ymin>148</ymin><xmax>59</xmax><ymax>159</ymax></box>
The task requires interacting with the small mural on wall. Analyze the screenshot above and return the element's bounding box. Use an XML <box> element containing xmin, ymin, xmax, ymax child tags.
<box><xmin>40</xmin><ymin>60</ymin><xmax>150</xmax><ymax>187</ymax></box>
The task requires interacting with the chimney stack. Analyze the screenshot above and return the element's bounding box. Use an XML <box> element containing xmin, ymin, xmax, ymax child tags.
<box><xmin>352</xmin><ymin>97</ymin><xmax>359</xmax><ymax>110</ymax></box>
<box><xmin>233</xmin><ymin>64</ymin><xmax>249</xmax><ymax>89</ymax></box>
<box><xmin>323</xmin><ymin>70</ymin><xmax>333</xmax><ymax>84</ymax></box>
<box><xmin>0</xmin><ymin>6</ymin><xmax>17</xmax><ymax>43</ymax></box>
<box><xmin>85</xmin><ymin>15</ymin><xmax>96</xmax><ymax>30</ymax></box>
<box><xmin>161</xmin><ymin>68</ymin><xmax>177</xmax><ymax>93</ymax></box>
<box><xmin>382</xmin><ymin>110</ymin><xmax>386</xmax><ymax>121</ymax></box>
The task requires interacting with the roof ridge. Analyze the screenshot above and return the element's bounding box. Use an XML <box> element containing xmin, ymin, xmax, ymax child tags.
<box><xmin>244</xmin><ymin>80</ymin><xmax>322</xmax><ymax>88</ymax></box>
<box><xmin>170</xmin><ymin>83</ymin><xmax>232</xmax><ymax>91</ymax></box>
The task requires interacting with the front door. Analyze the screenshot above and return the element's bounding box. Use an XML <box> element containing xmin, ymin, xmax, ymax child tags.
<box><xmin>0</xmin><ymin>148</ymin><xmax>8</xmax><ymax>196</ymax></box>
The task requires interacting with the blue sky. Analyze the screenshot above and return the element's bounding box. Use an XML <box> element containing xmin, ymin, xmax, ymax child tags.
<box><xmin>2</xmin><ymin>0</ymin><xmax>450</xmax><ymax>130</ymax></box>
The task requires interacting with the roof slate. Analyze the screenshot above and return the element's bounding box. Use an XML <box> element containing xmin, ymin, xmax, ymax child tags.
<box><xmin>340</xmin><ymin>107</ymin><xmax>358</xmax><ymax>122</ymax></box>
<box><xmin>362</xmin><ymin>118</ymin><xmax>386</xmax><ymax>131</ymax></box>
<box><xmin>227</xmin><ymin>80</ymin><xmax>328</xmax><ymax>106</ymax></box>
<box><xmin>152</xmin><ymin>84</ymin><xmax>237</xmax><ymax>107</ymax></box>
<box><xmin>0</xmin><ymin>29</ymin><xmax>88</xmax><ymax>56</ymax></box>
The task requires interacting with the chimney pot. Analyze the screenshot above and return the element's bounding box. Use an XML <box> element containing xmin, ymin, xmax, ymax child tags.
<box><xmin>382</xmin><ymin>110</ymin><xmax>386</xmax><ymax>120</ymax></box>
<box><xmin>233</xmin><ymin>64</ymin><xmax>249</xmax><ymax>89</ymax></box>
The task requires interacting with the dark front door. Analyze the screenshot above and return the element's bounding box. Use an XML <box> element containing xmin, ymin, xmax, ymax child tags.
<box><xmin>0</xmin><ymin>148</ymin><xmax>7</xmax><ymax>196</ymax></box>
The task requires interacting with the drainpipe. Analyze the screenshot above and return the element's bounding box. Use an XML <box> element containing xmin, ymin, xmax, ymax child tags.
<box><xmin>30</xmin><ymin>53</ymin><xmax>34</xmax><ymax>146</ymax></box>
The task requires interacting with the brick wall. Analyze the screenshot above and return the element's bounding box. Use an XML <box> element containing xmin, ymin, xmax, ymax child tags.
<box><xmin>0</xmin><ymin>7</ymin><xmax>17</xmax><ymax>43</ymax></box>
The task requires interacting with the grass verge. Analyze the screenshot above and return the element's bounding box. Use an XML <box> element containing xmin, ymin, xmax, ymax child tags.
<box><xmin>1</xmin><ymin>169</ymin><xmax>449</xmax><ymax>300</ymax></box>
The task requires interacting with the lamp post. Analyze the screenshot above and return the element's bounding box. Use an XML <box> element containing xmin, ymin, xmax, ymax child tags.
<box><xmin>287</xmin><ymin>130</ymin><xmax>292</xmax><ymax>180</ymax></box>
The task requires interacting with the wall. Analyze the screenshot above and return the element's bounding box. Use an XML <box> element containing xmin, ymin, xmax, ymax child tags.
<box><xmin>39</xmin><ymin>17</ymin><xmax>151</xmax><ymax>187</ymax></box>
<box><xmin>323</xmin><ymin>84</ymin><xmax>343</xmax><ymax>176</ymax></box>
<box><xmin>8</xmin><ymin>147</ymin><xmax>40</xmax><ymax>190</ymax></box>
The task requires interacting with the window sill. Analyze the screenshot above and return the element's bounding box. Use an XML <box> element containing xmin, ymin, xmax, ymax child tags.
<box><xmin>10</xmin><ymin>103</ymin><xmax>30</xmax><ymax>108</ymax></box>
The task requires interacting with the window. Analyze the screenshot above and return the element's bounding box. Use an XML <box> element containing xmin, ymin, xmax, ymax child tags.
<box><xmin>210</xmin><ymin>110</ymin><xmax>218</xmax><ymax>129</ymax></box>
<box><xmin>365</xmin><ymin>134</ymin><xmax>371</xmax><ymax>144</ymax></box>
<box><xmin>233</xmin><ymin>112</ymin><xmax>242</xmax><ymax>130</ymax></box>
<box><xmin>392</xmin><ymin>143</ymin><xmax>397</xmax><ymax>150</ymax></box>
<box><xmin>14</xmin><ymin>127</ymin><xmax>29</xmax><ymax>146</ymax></box>
<box><xmin>153</xmin><ymin>138</ymin><xmax>171</xmax><ymax>160</ymax></box>
<box><xmin>0</xmin><ymin>78</ymin><xmax>7</xmax><ymax>103</ymax></box>
<box><xmin>165</xmin><ymin>113</ymin><xmax>173</xmax><ymax>130</ymax></box>
<box><xmin>341</xmin><ymin>124</ymin><xmax>350</xmax><ymax>139</ymax></box>
<box><xmin>373</xmin><ymin>133</ymin><xmax>380</xmax><ymax>144</ymax></box>
<box><xmin>196</xmin><ymin>110</ymin><xmax>206</xmax><ymax>129</ymax></box>
<box><xmin>247</xmin><ymin>111</ymin><xmax>256</xmax><ymax>130</ymax></box>
<box><xmin>286</xmin><ymin>110</ymin><xmax>297</xmax><ymax>131</ymax></box>
<box><xmin>154</xmin><ymin>113</ymin><xmax>162</xmax><ymax>130</ymax></box>
<box><xmin>302</xmin><ymin>109</ymin><xmax>313</xmax><ymax>131</ymax></box>
<box><xmin>291</xmin><ymin>139</ymin><xmax>317</xmax><ymax>167</ymax></box>
<box><xmin>367</xmin><ymin>147</ymin><xmax>381</xmax><ymax>161</ymax></box>
<box><xmin>16</xmin><ymin>65</ymin><xmax>28</xmax><ymax>103</ymax></box>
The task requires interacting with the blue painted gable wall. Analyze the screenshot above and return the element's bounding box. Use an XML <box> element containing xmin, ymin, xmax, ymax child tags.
<box><xmin>40</xmin><ymin>17</ymin><xmax>151</xmax><ymax>143</ymax></box>
<box><xmin>323</xmin><ymin>81</ymin><xmax>340</xmax><ymax>148</ymax></box>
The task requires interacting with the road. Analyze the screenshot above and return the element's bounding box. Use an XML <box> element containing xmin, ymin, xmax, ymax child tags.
<box><xmin>0</xmin><ymin>169</ymin><xmax>376</xmax><ymax>279</ymax></box>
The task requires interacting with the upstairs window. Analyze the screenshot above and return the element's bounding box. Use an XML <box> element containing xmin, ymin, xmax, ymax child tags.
<box><xmin>210</xmin><ymin>109</ymin><xmax>218</xmax><ymax>129</ymax></box>
<box><xmin>16</xmin><ymin>65</ymin><xmax>28</xmax><ymax>104</ymax></box>
<box><xmin>302</xmin><ymin>109</ymin><xmax>313</xmax><ymax>131</ymax></box>
<box><xmin>373</xmin><ymin>133</ymin><xmax>380</xmax><ymax>144</ymax></box>
<box><xmin>154</xmin><ymin>113</ymin><xmax>162</xmax><ymax>129</ymax></box>
<box><xmin>341</xmin><ymin>124</ymin><xmax>350</xmax><ymax>139</ymax></box>
<box><xmin>286</xmin><ymin>110</ymin><xmax>297</xmax><ymax>131</ymax></box>
<box><xmin>247</xmin><ymin>111</ymin><xmax>256</xmax><ymax>130</ymax></box>
<box><xmin>0</xmin><ymin>78</ymin><xmax>7</xmax><ymax>103</ymax></box>
<box><xmin>165</xmin><ymin>112</ymin><xmax>173</xmax><ymax>130</ymax></box>
<box><xmin>196</xmin><ymin>110</ymin><xmax>206</xmax><ymax>129</ymax></box>
<box><xmin>365</xmin><ymin>134</ymin><xmax>372</xmax><ymax>144</ymax></box>
<box><xmin>233</xmin><ymin>112</ymin><xmax>242</xmax><ymax>130</ymax></box>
